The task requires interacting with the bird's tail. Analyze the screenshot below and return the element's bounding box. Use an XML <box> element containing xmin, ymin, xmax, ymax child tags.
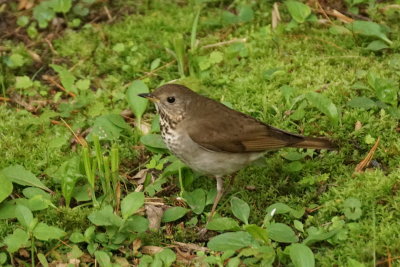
<box><xmin>290</xmin><ymin>136</ymin><xmax>337</xmax><ymax>150</ymax></box>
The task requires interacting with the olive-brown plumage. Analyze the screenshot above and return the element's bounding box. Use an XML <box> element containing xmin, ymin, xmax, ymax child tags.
<box><xmin>139</xmin><ymin>84</ymin><xmax>335</xmax><ymax>220</ymax></box>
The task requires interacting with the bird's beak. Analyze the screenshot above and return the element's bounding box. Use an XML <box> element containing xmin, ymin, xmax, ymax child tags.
<box><xmin>138</xmin><ymin>93</ymin><xmax>159</xmax><ymax>103</ymax></box>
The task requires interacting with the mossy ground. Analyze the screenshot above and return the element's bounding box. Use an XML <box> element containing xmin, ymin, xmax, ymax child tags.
<box><xmin>1</xmin><ymin>0</ymin><xmax>400</xmax><ymax>265</ymax></box>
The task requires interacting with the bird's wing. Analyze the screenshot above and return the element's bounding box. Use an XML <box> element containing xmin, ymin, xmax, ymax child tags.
<box><xmin>184</xmin><ymin>101</ymin><xmax>304</xmax><ymax>153</ymax></box>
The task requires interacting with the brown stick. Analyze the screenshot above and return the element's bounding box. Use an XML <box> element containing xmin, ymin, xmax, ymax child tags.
<box><xmin>354</xmin><ymin>136</ymin><xmax>380</xmax><ymax>174</ymax></box>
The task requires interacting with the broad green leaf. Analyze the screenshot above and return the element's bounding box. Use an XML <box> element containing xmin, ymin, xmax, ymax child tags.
<box><xmin>206</xmin><ymin>217</ymin><xmax>240</xmax><ymax>231</ymax></box>
<box><xmin>347</xmin><ymin>97</ymin><xmax>376</xmax><ymax>109</ymax></box>
<box><xmin>285</xmin><ymin>1</ymin><xmax>311</xmax><ymax>23</ymax></box>
<box><xmin>49</xmin><ymin>0</ymin><xmax>72</xmax><ymax>13</ymax></box>
<box><xmin>69</xmin><ymin>245</ymin><xmax>84</xmax><ymax>259</ymax></box>
<box><xmin>5</xmin><ymin>53</ymin><xmax>24</xmax><ymax>68</ymax></box>
<box><xmin>121</xmin><ymin>192</ymin><xmax>145</xmax><ymax>219</ymax></box>
<box><xmin>50</xmin><ymin>64</ymin><xmax>76</xmax><ymax>93</ymax></box>
<box><xmin>366</xmin><ymin>40</ymin><xmax>390</xmax><ymax>51</ymax></box>
<box><xmin>306</xmin><ymin>92</ymin><xmax>339</xmax><ymax>125</ymax></box>
<box><xmin>4</xmin><ymin>229</ymin><xmax>29</xmax><ymax>253</ymax></box>
<box><xmin>266</xmin><ymin>203</ymin><xmax>292</xmax><ymax>215</ymax></box>
<box><xmin>374</xmin><ymin>78</ymin><xmax>398</xmax><ymax>107</ymax></box>
<box><xmin>33</xmin><ymin>3</ymin><xmax>55</xmax><ymax>28</ymax></box>
<box><xmin>122</xmin><ymin>215</ymin><xmax>149</xmax><ymax>233</ymax></box>
<box><xmin>281</xmin><ymin>151</ymin><xmax>305</xmax><ymax>161</ymax></box>
<box><xmin>150</xmin><ymin>58</ymin><xmax>161</xmax><ymax>70</ymax></box>
<box><xmin>87</xmin><ymin>114</ymin><xmax>131</xmax><ymax>141</ymax></box>
<box><xmin>15</xmin><ymin>195</ymin><xmax>50</xmax><ymax>211</ymax></box>
<box><xmin>183</xmin><ymin>189</ymin><xmax>206</xmax><ymax>214</ymax></box>
<box><xmin>347</xmin><ymin>258</ymin><xmax>366</xmax><ymax>267</ymax></box>
<box><xmin>22</xmin><ymin>187</ymin><xmax>51</xmax><ymax>200</ymax></box>
<box><xmin>1</xmin><ymin>165</ymin><xmax>51</xmax><ymax>192</ymax></box>
<box><xmin>88</xmin><ymin>205</ymin><xmax>123</xmax><ymax>226</ymax></box>
<box><xmin>37</xmin><ymin>253</ymin><xmax>49</xmax><ymax>267</ymax></box>
<box><xmin>343</xmin><ymin>198</ymin><xmax>362</xmax><ymax>220</ymax></box>
<box><xmin>349</xmin><ymin>21</ymin><xmax>392</xmax><ymax>45</ymax></box>
<box><xmin>60</xmin><ymin>157</ymin><xmax>81</xmax><ymax>207</ymax></box>
<box><xmin>227</xmin><ymin>257</ymin><xmax>240</xmax><ymax>267</ymax></box>
<box><xmin>33</xmin><ymin>222</ymin><xmax>66</xmax><ymax>241</ymax></box>
<box><xmin>268</xmin><ymin>223</ymin><xmax>298</xmax><ymax>243</ymax></box>
<box><xmin>161</xmin><ymin>207</ymin><xmax>189</xmax><ymax>222</ymax></box>
<box><xmin>94</xmin><ymin>251</ymin><xmax>111</xmax><ymax>267</ymax></box>
<box><xmin>76</xmin><ymin>79</ymin><xmax>90</xmax><ymax>90</ymax></box>
<box><xmin>303</xmin><ymin>228</ymin><xmax>339</xmax><ymax>245</ymax></box>
<box><xmin>289</xmin><ymin>243</ymin><xmax>315</xmax><ymax>267</ymax></box>
<box><xmin>238</xmin><ymin>5</ymin><xmax>254</xmax><ymax>23</ymax></box>
<box><xmin>15</xmin><ymin>204</ymin><xmax>33</xmax><ymax>228</ymax></box>
<box><xmin>0</xmin><ymin>252</ymin><xmax>7</xmax><ymax>264</ymax></box>
<box><xmin>154</xmin><ymin>248</ymin><xmax>176</xmax><ymax>267</ymax></box>
<box><xmin>140</xmin><ymin>134</ymin><xmax>167</xmax><ymax>149</ymax></box>
<box><xmin>230</xmin><ymin>197</ymin><xmax>250</xmax><ymax>224</ymax></box>
<box><xmin>329</xmin><ymin>25</ymin><xmax>351</xmax><ymax>35</ymax></box>
<box><xmin>244</xmin><ymin>224</ymin><xmax>269</xmax><ymax>244</ymax></box>
<box><xmin>15</xmin><ymin>76</ymin><xmax>33</xmax><ymax>89</ymax></box>
<box><xmin>126</xmin><ymin>80</ymin><xmax>149</xmax><ymax>126</ymax></box>
<box><xmin>0</xmin><ymin>201</ymin><xmax>16</xmax><ymax>219</ymax></box>
<box><xmin>0</xmin><ymin>174</ymin><xmax>12</xmax><ymax>203</ymax></box>
<box><xmin>69</xmin><ymin>232</ymin><xmax>85</xmax><ymax>243</ymax></box>
<box><xmin>294</xmin><ymin>220</ymin><xmax>304</xmax><ymax>232</ymax></box>
<box><xmin>283</xmin><ymin>161</ymin><xmax>303</xmax><ymax>172</ymax></box>
<box><xmin>207</xmin><ymin>231</ymin><xmax>254</xmax><ymax>251</ymax></box>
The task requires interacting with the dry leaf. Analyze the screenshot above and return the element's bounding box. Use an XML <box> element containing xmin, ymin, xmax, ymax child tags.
<box><xmin>272</xmin><ymin>2</ymin><xmax>281</xmax><ymax>29</ymax></box>
<box><xmin>132</xmin><ymin>239</ymin><xmax>142</xmax><ymax>255</ymax></box>
<box><xmin>331</xmin><ymin>9</ymin><xmax>354</xmax><ymax>23</ymax></box>
<box><xmin>142</xmin><ymin>246</ymin><xmax>164</xmax><ymax>255</ymax></box>
<box><xmin>146</xmin><ymin>204</ymin><xmax>164</xmax><ymax>230</ymax></box>
<box><xmin>355</xmin><ymin>121</ymin><xmax>362</xmax><ymax>131</ymax></box>
<box><xmin>131</xmin><ymin>169</ymin><xmax>148</xmax><ymax>185</ymax></box>
<box><xmin>354</xmin><ymin>136</ymin><xmax>380</xmax><ymax>174</ymax></box>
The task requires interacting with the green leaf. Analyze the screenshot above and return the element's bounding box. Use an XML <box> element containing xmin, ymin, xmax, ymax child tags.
<box><xmin>49</xmin><ymin>0</ymin><xmax>72</xmax><ymax>13</ymax></box>
<box><xmin>50</xmin><ymin>64</ymin><xmax>76</xmax><ymax>93</ymax></box>
<box><xmin>230</xmin><ymin>197</ymin><xmax>250</xmax><ymax>224</ymax></box>
<box><xmin>37</xmin><ymin>253</ymin><xmax>49</xmax><ymax>267</ymax></box>
<box><xmin>373</xmin><ymin>78</ymin><xmax>398</xmax><ymax>107</ymax></box>
<box><xmin>0</xmin><ymin>174</ymin><xmax>12</xmax><ymax>203</ymax></box>
<box><xmin>4</xmin><ymin>229</ymin><xmax>29</xmax><ymax>253</ymax></box>
<box><xmin>207</xmin><ymin>231</ymin><xmax>254</xmax><ymax>251</ymax></box>
<box><xmin>15</xmin><ymin>76</ymin><xmax>33</xmax><ymax>89</ymax></box>
<box><xmin>150</xmin><ymin>58</ymin><xmax>161</xmax><ymax>71</ymax></box>
<box><xmin>140</xmin><ymin>134</ymin><xmax>167</xmax><ymax>149</ymax></box>
<box><xmin>33</xmin><ymin>222</ymin><xmax>66</xmax><ymax>241</ymax></box>
<box><xmin>294</xmin><ymin>220</ymin><xmax>304</xmax><ymax>232</ymax></box>
<box><xmin>285</xmin><ymin>1</ymin><xmax>311</xmax><ymax>23</ymax></box>
<box><xmin>302</xmin><ymin>228</ymin><xmax>339</xmax><ymax>245</ymax></box>
<box><xmin>347</xmin><ymin>258</ymin><xmax>366</xmax><ymax>267</ymax></box>
<box><xmin>349</xmin><ymin>21</ymin><xmax>392</xmax><ymax>45</ymax></box>
<box><xmin>289</xmin><ymin>243</ymin><xmax>315</xmax><ymax>267</ymax></box>
<box><xmin>183</xmin><ymin>189</ymin><xmax>206</xmax><ymax>214</ymax></box>
<box><xmin>306</xmin><ymin>92</ymin><xmax>339</xmax><ymax>125</ymax></box>
<box><xmin>88</xmin><ymin>205</ymin><xmax>123</xmax><ymax>226</ymax></box>
<box><xmin>69</xmin><ymin>232</ymin><xmax>85</xmax><ymax>243</ymax></box>
<box><xmin>343</xmin><ymin>197</ymin><xmax>362</xmax><ymax>220</ymax></box>
<box><xmin>366</xmin><ymin>40</ymin><xmax>390</xmax><ymax>51</ymax></box>
<box><xmin>22</xmin><ymin>187</ymin><xmax>51</xmax><ymax>200</ymax></box>
<box><xmin>6</xmin><ymin>54</ymin><xmax>24</xmax><ymax>68</ymax></box>
<box><xmin>1</xmin><ymin>165</ymin><xmax>51</xmax><ymax>192</ymax></box>
<box><xmin>76</xmin><ymin>79</ymin><xmax>90</xmax><ymax>90</ymax></box>
<box><xmin>0</xmin><ymin>252</ymin><xmax>7</xmax><ymax>264</ymax></box>
<box><xmin>268</xmin><ymin>223</ymin><xmax>298</xmax><ymax>243</ymax></box>
<box><xmin>347</xmin><ymin>97</ymin><xmax>377</xmax><ymax>109</ymax></box>
<box><xmin>206</xmin><ymin>217</ymin><xmax>240</xmax><ymax>231</ymax></box>
<box><xmin>17</xmin><ymin>16</ymin><xmax>30</xmax><ymax>27</ymax></box>
<box><xmin>161</xmin><ymin>207</ymin><xmax>189</xmax><ymax>222</ymax></box>
<box><xmin>154</xmin><ymin>248</ymin><xmax>176</xmax><ymax>267</ymax></box>
<box><xmin>283</xmin><ymin>161</ymin><xmax>303</xmax><ymax>172</ymax></box>
<box><xmin>244</xmin><ymin>224</ymin><xmax>269</xmax><ymax>244</ymax></box>
<box><xmin>15</xmin><ymin>204</ymin><xmax>33</xmax><ymax>228</ymax></box>
<box><xmin>121</xmin><ymin>192</ymin><xmax>145</xmax><ymax>219</ymax></box>
<box><xmin>94</xmin><ymin>251</ymin><xmax>111</xmax><ymax>267</ymax></box>
<box><xmin>281</xmin><ymin>151</ymin><xmax>305</xmax><ymax>161</ymax></box>
<box><xmin>0</xmin><ymin>201</ymin><xmax>17</xmax><ymax>219</ymax></box>
<box><xmin>238</xmin><ymin>5</ymin><xmax>254</xmax><ymax>23</ymax></box>
<box><xmin>87</xmin><ymin>114</ymin><xmax>131</xmax><ymax>141</ymax></box>
<box><xmin>126</xmin><ymin>80</ymin><xmax>149</xmax><ymax>126</ymax></box>
<box><xmin>122</xmin><ymin>215</ymin><xmax>149</xmax><ymax>233</ymax></box>
<box><xmin>329</xmin><ymin>25</ymin><xmax>351</xmax><ymax>35</ymax></box>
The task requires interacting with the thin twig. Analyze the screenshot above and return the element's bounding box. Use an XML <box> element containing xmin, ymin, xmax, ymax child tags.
<box><xmin>60</xmin><ymin>118</ymin><xmax>87</xmax><ymax>147</ymax></box>
<box><xmin>42</xmin><ymin>75</ymin><xmax>76</xmax><ymax>98</ymax></box>
<box><xmin>354</xmin><ymin>136</ymin><xmax>380</xmax><ymax>174</ymax></box>
<box><xmin>201</xmin><ymin>38</ymin><xmax>247</xmax><ymax>49</ymax></box>
<box><xmin>137</xmin><ymin>60</ymin><xmax>176</xmax><ymax>81</ymax></box>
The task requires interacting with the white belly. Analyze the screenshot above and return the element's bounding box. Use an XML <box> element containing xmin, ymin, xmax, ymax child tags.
<box><xmin>161</xmin><ymin>127</ymin><xmax>263</xmax><ymax>176</ymax></box>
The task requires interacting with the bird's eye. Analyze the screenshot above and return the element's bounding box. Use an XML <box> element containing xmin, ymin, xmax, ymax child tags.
<box><xmin>167</xmin><ymin>96</ymin><xmax>175</xmax><ymax>103</ymax></box>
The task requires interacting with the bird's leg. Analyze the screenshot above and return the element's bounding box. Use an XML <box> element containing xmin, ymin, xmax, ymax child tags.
<box><xmin>208</xmin><ymin>176</ymin><xmax>224</xmax><ymax>223</ymax></box>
